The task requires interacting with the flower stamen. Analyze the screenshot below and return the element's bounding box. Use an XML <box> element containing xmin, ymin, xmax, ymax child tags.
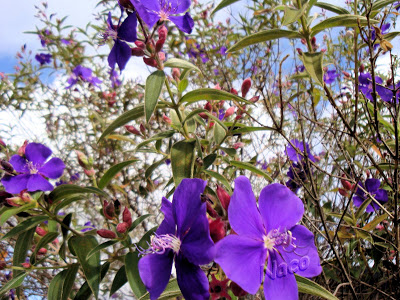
<box><xmin>137</xmin><ymin>233</ymin><xmax>181</xmax><ymax>255</ymax></box>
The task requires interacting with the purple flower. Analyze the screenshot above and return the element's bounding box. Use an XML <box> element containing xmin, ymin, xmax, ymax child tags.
<box><xmin>323</xmin><ymin>69</ymin><xmax>339</xmax><ymax>84</ymax></box>
<box><xmin>66</xmin><ymin>65</ymin><xmax>102</xmax><ymax>89</ymax></box>
<box><xmin>35</xmin><ymin>53</ymin><xmax>52</xmax><ymax>65</ymax></box>
<box><xmin>286</xmin><ymin>139</ymin><xmax>315</xmax><ymax>163</ymax></box>
<box><xmin>296</xmin><ymin>65</ymin><xmax>305</xmax><ymax>73</ymax></box>
<box><xmin>371</xmin><ymin>23</ymin><xmax>390</xmax><ymax>41</ymax></box>
<box><xmin>104</xmin><ymin>11</ymin><xmax>137</xmax><ymax>71</ymax></box>
<box><xmin>130</xmin><ymin>0</ymin><xmax>194</xmax><ymax>34</ymax></box>
<box><xmin>286</xmin><ymin>162</ymin><xmax>309</xmax><ymax>194</ymax></box>
<box><xmin>138</xmin><ymin>179</ymin><xmax>215</xmax><ymax>300</ymax></box>
<box><xmin>353</xmin><ymin>178</ymin><xmax>388</xmax><ymax>213</ymax></box>
<box><xmin>110</xmin><ymin>70</ymin><xmax>122</xmax><ymax>88</ymax></box>
<box><xmin>81</xmin><ymin>221</ymin><xmax>95</xmax><ymax>232</ymax></box>
<box><xmin>359</xmin><ymin>72</ymin><xmax>383</xmax><ymax>101</ymax></box>
<box><xmin>215</xmin><ymin>176</ymin><xmax>322</xmax><ymax>298</ymax></box>
<box><xmin>218</xmin><ymin>46</ymin><xmax>227</xmax><ymax>56</ymax></box>
<box><xmin>1</xmin><ymin>143</ymin><xmax>65</xmax><ymax>194</ymax></box>
<box><xmin>61</xmin><ymin>39</ymin><xmax>72</xmax><ymax>45</ymax></box>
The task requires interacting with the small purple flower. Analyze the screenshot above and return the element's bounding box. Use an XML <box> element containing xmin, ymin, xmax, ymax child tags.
<box><xmin>138</xmin><ymin>179</ymin><xmax>215</xmax><ymax>300</ymax></box>
<box><xmin>215</xmin><ymin>176</ymin><xmax>321</xmax><ymax>298</ymax></box>
<box><xmin>296</xmin><ymin>65</ymin><xmax>305</xmax><ymax>73</ymax></box>
<box><xmin>371</xmin><ymin>23</ymin><xmax>390</xmax><ymax>41</ymax></box>
<box><xmin>286</xmin><ymin>139</ymin><xmax>315</xmax><ymax>163</ymax></box>
<box><xmin>218</xmin><ymin>46</ymin><xmax>227</xmax><ymax>56</ymax></box>
<box><xmin>286</xmin><ymin>162</ymin><xmax>309</xmax><ymax>194</ymax></box>
<box><xmin>323</xmin><ymin>69</ymin><xmax>339</xmax><ymax>84</ymax></box>
<box><xmin>218</xmin><ymin>109</ymin><xmax>225</xmax><ymax>120</ymax></box>
<box><xmin>35</xmin><ymin>53</ymin><xmax>52</xmax><ymax>65</ymax></box>
<box><xmin>214</xmin><ymin>69</ymin><xmax>220</xmax><ymax>76</ymax></box>
<box><xmin>131</xmin><ymin>0</ymin><xmax>194</xmax><ymax>34</ymax></box>
<box><xmin>66</xmin><ymin>65</ymin><xmax>102</xmax><ymax>89</ymax></box>
<box><xmin>61</xmin><ymin>39</ymin><xmax>72</xmax><ymax>45</ymax></box>
<box><xmin>81</xmin><ymin>221</ymin><xmax>95</xmax><ymax>232</ymax></box>
<box><xmin>1</xmin><ymin>143</ymin><xmax>65</xmax><ymax>194</ymax></box>
<box><xmin>353</xmin><ymin>178</ymin><xmax>388</xmax><ymax>213</ymax></box>
<box><xmin>104</xmin><ymin>11</ymin><xmax>137</xmax><ymax>71</ymax></box>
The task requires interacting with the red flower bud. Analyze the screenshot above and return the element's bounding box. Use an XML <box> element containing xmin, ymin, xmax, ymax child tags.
<box><xmin>311</xmin><ymin>36</ymin><xmax>317</xmax><ymax>46</ymax></box>
<box><xmin>103</xmin><ymin>200</ymin><xmax>115</xmax><ymax>220</ymax></box>
<box><xmin>249</xmin><ymin>95</ymin><xmax>259</xmax><ymax>103</ymax></box>
<box><xmin>204</xmin><ymin>102</ymin><xmax>212</xmax><ymax>111</ymax></box>
<box><xmin>116</xmin><ymin>222</ymin><xmax>129</xmax><ymax>233</ymax></box>
<box><xmin>37</xmin><ymin>248</ymin><xmax>47</xmax><ymax>255</ymax></box>
<box><xmin>135</xmin><ymin>41</ymin><xmax>145</xmax><ymax>49</ymax></box>
<box><xmin>163</xmin><ymin>114</ymin><xmax>172</xmax><ymax>124</ymax></box>
<box><xmin>341</xmin><ymin>179</ymin><xmax>352</xmax><ymax>190</ymax></box>
<box><xmin>241</xmin><ymin>78</ymin><xmax>251</xmax><ymax>97</ymax></box>
<box><xmin>301</xmin><ymin>39</ymin><xmax>307</xmax><ymax>45</ymax></box>
<box><xmin>296</xmin><ymin>48</ymin><xmax>303</xmax><ymax>55</ymax></box>
<box><xmin>36</xmin><ymin>227</ymin><xmax>47</xmax><ymax>237</ymax></box>
<box><xmin>97</xmin><ymin>229</ymin><xmax>117</xmax><ymax>239</ymax></box>
<box><xmin>122</xmin><ymin>207</ymin><xmax>132</xmax><ymax>227</ymax></box>
<box><xmin>206</xmin><ymin>201</ymin><xmax>218</xmax><ymax>218</ymax></box>
<box><xmin>209</xmin><ymin>218</ymin><xmax>226</xmax><ymax>243</ymax></box>
<box><xmin>359</xmin><ymin>64</ymin><xmax>365</xmax><ymax>73</ymax></box>
<box><xmin>155</xmin><ymin>39</ymin><xmax>165</xmax><ymax>52</ymax></box>
<box><xmin>172</xmin><ymin>68</ymin><xmax>181</xmax><ymax>81</ymax></box>
<box><xmin>338</xmin><ymin>188</ymin><xmax>348</xmax><ymax>197</ymax></box>
<box><xmin>84</xmin><ymin>168</ymin><xmax>95</xmax><ymax>176</ymax></box>
<box><xmin>140</xmin><ymin>123</ymin><xmax>146</xmax><ymax>135</ymax></box>
<box><xmin>230</xmin><ymin>88</ymin><xmax>238</xmax><ymax>95</ymax></box>
<box><xmin>158</xmin><ymin>25</ymin><xmax>168</xmax><ymax>40</ymax></box>
<box><xmin>216</xmin><ymin>185</ymin><xmax>231</xmax><ymax>211</ymax></box>
<box><xmin>21</xmin><ymin>262</ymin><xmax>31</xmax><ymax>268</ymax></box>
<box><xmin>18</xmin><ymin>140</ymin><xmax>28</xmax><ymax>156</ymax></box>
<box><xmin>143</xmin><ymin>57</ymin><xmax>158</xmax><ymax>68</ymax></box>
<box><xmin>199</xmin><ymin>112</ymin><xmax>208</xmax><ymax>119</ymax></box>
<box><xmin>158</xmin><ymin>52</ymin><xmax>166</xmax><ymax>61</ymax></box>
<box><xmin>224</xmin><ymin>107</ymin><xmax>235</xmax><ymax>119</ymax></box>
<box><xmin>233</xmin><ymin>142</ymin><xmax>245</xmax><ymax>149</ymax></box>
<box><xmin>342</xmin><ymin>71</ymin><xmax>351</xmax><ymax>78</ymax></box>
<box><xmin>125</xmin><ymin>125</ymin><xmax>142</xmax><ymax>136</ymax></box>
<box><xmin>132</xmin><ymin>47</ymin><xmax>145</xmax><ymax>57</ymax></box>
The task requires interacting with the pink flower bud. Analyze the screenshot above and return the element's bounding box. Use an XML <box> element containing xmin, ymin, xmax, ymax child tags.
<box><xmin>296</xmin><ymin>48</ymin><xmax>303</xmax><ymax>55</ymax></box>
<box><xmin>125</xmin><ymin>125</ymin><xmax>142</xmax><ymax>136</ymax></box>
<box><xmin>140</xmin><ymin>123</ymin><xmax>146</xmax><ymax>135</ymax></box>
<box><xmin>84</xmin><ymin>168</ymin><xmax>95</xmax><ymax>176</ymax></box>
<box><xmin>376</xmin><ymin>224</ymin><xmax>384</xmax><ymax>231</ymax></box>
<box><xmin>338</xmin><ymin>188</ymin><xmax>348</xmax><ymax>197</ymax></box>
<box><xmin>158</xmin><ymin>25</ymin><xmax>168</xmax><ymax>40</ymax></box>
<box><xmin>216</xmin><ymin>185</ymin><xmax>231</xmax><ymax>211</ymax></box>
<box><xmin>224</xmin><ymin>107</ymin><xmax>235</xmax><ymax>119</ymax></box>
<box><xmin>116</xmin><ymin>222</ymin><xmax>129</xmax><ymax>233</ymax></box>
<box><xmin>37</xmin><ymin>248</ymin><xmax>47</xmax><ymax>255</ymax></box>
<box><xmin>131</xmin><ymin>47</ymin><xmax>145</xmax><ymax>56</ymax></box>
<box><xmin>233</xmin><ymin>142</ymin><xmax>245</xmax><ymax>149</ymax></box>
<box><xmin>103</xmin><ymin>200</ymin><xmax>115</xmax><ymax>220</ymax></box>
<box><xmin>143</xmin><ymin>57</ymin><xmax>158</xmax><ymax>68</ymax></box>
<box><xmin>122</xmin><ymin>207</ymin><xmax>133</xmax><ymax>227</ymax></box>
<box><xmin>163</xmin><ymin>114</ymin><xmax>172</xmax><ymax>124</ymax></box>
<box><xmin>199</xmin><ymin>112</ymin><xmax>208</xmax><ymax>119</ymax></box>
<box><xmin>97</xmin><ymin>229</ymin><xmax>117</xmax><ymax>239</ymax></box>
<box><xmin>342</xmin><ymin>71</ymin><xmax>351</xmax><ymax>78</ymax></box>
<box><xmin>214</xmin><ymin>84</ymin><xmax>221</xmax><ymax>90</ymax></box>
<box><xmin>18</xmin><ymin>140</ymin><xmax>28</xmax><ymax>156</ymax></box>
<box><xmin>158</xmin><ymin>52</ymin><xmax>166</xmax><ymax>61</ymax></box>
<box><xmin>341</xmin><ymin>179</ymin><xmax>352</xmax><ymax>190</ymax></box>
<box><xmin>359</xmin><ymin>64</ymin><xmax>365</xmax><ymax>73</ymax></box>
<box><xmin>172</xmin><ymin>68</ymin><xmax>181</xmax><ymax>81</ymax></box>
<box><xmin>155</xmin><ymin>39</ymin><xmax>165</xmax><ymax>52</ymax></box>
<box><xmin>241</xmin><ymin>78</ymin><xmax>251</xmax><ymax>97</ymax></box>
<box><xmin>301</xmin><ymin>39</ymin><xmax>307</xmax><ymax>45</ymax></box>
<box><xmin>135</xmin><ymin>41</ymin><xmax>145</xmax><ymax>49</ymax></box>
<box><xmin>75</xmin><ymin>150</ymin><xmax>89</xmax><ymax>168</ymax></box>
<box><xmin>249</xmin><ymin>95</ymin><xmax>259</xmax><ymax>103</ymax></box>
<box><xmin>21</xmin><ymin>262</ymin><xmax>31</xmax><ymax>268</ymax></box>
<box><xmin>36</xmin><ymin>227</ymin><xmax>47</xmax><ymax>237</ymax></box>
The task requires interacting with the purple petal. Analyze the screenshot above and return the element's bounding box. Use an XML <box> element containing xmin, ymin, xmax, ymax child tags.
<box><xmin>131</xmin><ymin>0</ymin><xmax>160</xmax><ymax>28</ymax></box>
<box><xmin>375</xmin><ymin>189</ymin><xmax>388</xmax><ymax>203</ymax></box>
<box><xmin>365</xmin><ymin>178</ymin><xmax>380</xmax><ymax>193</ymax></box>
<box><xmin>118</xmin><ymin>13</ymin><xmax>137</xmax><ymax>42</ymax></box>
<box><xmin>286</xmin><ymin>139</ymin><xmax>315</xmax><ymax>163</ymax></box>
<box><xmin>264</xmin><ymin>252</ymin><xmax>298</xmax><ymax>300</ymax></box>
<box><xmin>107</xmin><ymin>12</ymin><xmax>113</xmax><ymax>28</ymax></box>
<box><xmin>376</xmin><ymin>84</ymin><xmax>394</xmax><ymax>102</ymax></box>
<box><xmin>1</xmin><ymin>174</ymin><xmax>30</xmax><ymax>194</ymax></box>
<box><xmin>25</xmin><ymin>143</ymin><xmax>52</xmax><ymax>166</ymax></box>
<box><xmin>108</xmin><ymin>40</ymin><xmax>132</xmax><ymax>71</ymax></box>
<box><xmin>27</xmin><ymin>174</ymin><xmax>53</xmax><ymax>192</ymax></box>
<box><xmin>353</xmin><ymin>195</ymin><xmax>365</xmax><ymax>208</ymax></box>
<box><xmin>228</xmin><ymin>176</ymin><xmax>265</xmax><ymax>240</ymax></box>
<box><xmin>180</xmin><ymin>210</ymin><xmax>215</xmax><ymax>265</ymax></box>
<box><xmin>169</xmin><ymin>0</ymin><xmax>192</xmax><ymax>13</ymax></box>
<box><xmin>9</xmin><ymin>155</ymin><xmax>28</xmax><ymax>173</ymax></box>
<box><xmin>141</xmin><ymin>0</ymin><xmax>161</xmax><ymax>11</ymax></box>
<box><xmin>175</xmin><ymin>254</ymin><xmax>210</xmax><ymax>300</ymax></box>
<box><xmin>38</xmin><ymin>157</ymin><xmax>65</xmax><ymax>179</ymax></box>
<box><xmin>259</xmin><ymin>183</ymin><xmax>304</xmax><ymax>232</ymax></box>
<box><xmin>138</xmin><ymin>252</ymin><xmax>174</xmax><ymax>300</ymax></box>
<box><xmin>215</xmin><ymin>235</ymin><xmax>266</xmax><ymax>294</ymax></box>
<box><xmin>156</xmin><ymin>197</ymin><xmax>175</xmax><ymax>235</ymax></box>
<box><xmin>172</xmin><ymin>178</ymin><xmax>207</xmax><ymax>237</ymax></box>
<box><xmin>169</xmin><ymin>13</ymin><xmax>194</xmax><ymax>34</ymax></box>
<box><xmin>277</xmin><ymin>225</ymin><xmax>322</xmax><ymax>278</ymax></box>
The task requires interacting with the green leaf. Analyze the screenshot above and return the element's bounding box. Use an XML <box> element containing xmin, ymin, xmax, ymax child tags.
<box><xmin>310</xmin><ymin>15</ymin><xmax>379</xmax><ymax>36</ymax></box>
<box><xmin>145</xmin><ymin>70</ymin><xmax>165</xmax><ymax>123</ymax></box>
<box><xmin>214</xmin><ymin>123</ymin><xmax>226</xmax><ymax>145</ymax></box>
<box><xmin>211</xmin><ymin>0</ymin><xmax>241</xmax><ymax>15</ymax></box>
<box><xmin>203</xmin><ymin>170</ymin><xmax>232</xmax><ymax>193</ymax></box>
<box><xmin>135</xmin><ymin>130</ymin><xmax>175</xmax><ymax>152</ymax></box>
<box><xmin>0</xmin><ymin>202</ymin><xmax>36</xmax><ymax>226</ymax></box>
<box><xmin>110</xmin><ymin>266</ymin><xmax>128</xmax><ymax>296</ymax></box>
<box><xmin>0</xmin><ymin>273</ymin><xmax>26</xmax><ymax>298</ymax></box>
<box><xmin>129</xmin><ymin>214</ymin><xmax>152</xmax><ymax>232</ymax></box>
<box><xmin>370</xmin><ymin>0</ymin><xmax>399</xmax><ymax>12</ymax></box>
<box><xmin>54</xmin><ymin>195</ymin><xmax>86</xmax><ymax>214</ymax></box>
<box><xmin>139</xmin><ymin>278</ymin><xmax>181</xmax><ymax>300</ymax></box>
<box><xmin>86</xmin><ymin>240</ymin><xmax>118</xmax><ymax>259</ymax></box>
<box><xmin>228</xmin><ymin>29</ymin><xmax>302</xmax><ymax>52</ymax></box>
<box><xmin>74</xmin><ymin>262</ymin><xmax>110</xmax><ymax>300</ymax></box>
<box><xmin>48</xmin><ymin>264</ymin><xmax>79</xmax><ymax>300</ymax></box>
<box><xmin>137</xmin><ymin>226</ymin><xmax>158</xmax><ymax>249</ymax></box>
<box><xmin>314</xmin><ymin>2</ymin><xmax>350</xmax><ymax>15</ymax></box>
<box><xmin>98</xmin><ymin>104</ymin><xmax>144</xmax><ymax>142</ymax></box>
<box><xmin>49</xmin><ymin>185</ymin><xmax>108</xmax><ymax>205</ymax></box>
<box><xmin>203</xmin><ymin>153</ymin><xmax>217</xmax><ymax>170</ymax></box>
<box><xmin>230</xmin><ymin>161</ymin><xmax>273</xmax><ymax>182</ymax></box>
<box><xmin>295</xmin><ymin>274</ymin><xmax>338</xmax><ymax>300</ymax></box>
<box><xmin>179</xmin><ymin>88</ymin><xmax>252</xmax><ymax>105</ymax></box>
<box><xmin>31</xmin><ymin>232</ymin><xmax>58</xmax><ymax>264</ymax></box>
<box><xmin>1</xmin><ymin>216</ymin><xmax>48</xmax><ymax>241</ymax></box>
<box><xmin>282</xmin><ymin>5</ymin><xmax>308</xmax><ymax>26</ymax></box>
<box><xmin>145</xmin><ymin>157</ymin><xmax>167</xmax><ymax>179</ymax></box>
<box><xmin>171</xmin><ymin>139</ymin><xmax>196</xmax><ymax>186</ymax></box>
<box><xmin>220</xmin><ymin>147</ymin><xmax>237</xmax><ymax>157</ymax></box>
<box><xmin>232</xmin><ymin>126</ymin><xmax>273</xmax><ymax>134</ymax></box>
<box><xmin>300</xmin><ymin>52</ymin><xmax>324</xmax><ymax>86</ymax></box>
<box><xmin>98</xmin><ymin>159</ymin><xmax>139</xmax><ymax>189</ymax></box>
<box><xmin>178</xmin><ymin>78</ymin><xmax>189</xmax><ymax>92</ymax></box>
<box><xmin>164</xmin><ymin>58</ymin><xmax>200</xmax><ymax>72</ymax></box>
<box><xmin>355</xmin><ymin>198</ymin><xmax>373</xmax><ymax>219</ymax></box>
<box><xmin>125</xmin><ymin>252</ymin><xmax>147</xmax><ymax>298</ymax></box>
<box><xmin>13</xmin><ymin>227</ymin><xmax>35</xmax><ymax>280</ymax></box>
<box><xmin>362</xmin><ymin>213</ymin><xmax>388</xmax><ymax>231</ymax></box>
<box><xmin>326</xmin><ymin>212</ymin><xmax>355</xmax><ymax>226</ymax></box>
<box><xmin>69</xmin><ymin>235</ymin><xmax>101</xmax><ymax>299</ymax></box>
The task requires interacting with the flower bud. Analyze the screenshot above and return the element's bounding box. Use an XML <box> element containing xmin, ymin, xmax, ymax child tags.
<box><xmin>376</xmin><ymin>224</ymin><xmax>384</xmax><ymax>231</ymax></box>
<box><xmin>230</xmin><ymin>88</ymin><xmax>238</xmax><ymax>95</ymax></box>
<box><xmin>209</xmin><ymin>218</ymin><xmax>226</xmax><ymax>243</ymax></box>
<box><xmin>249</xmin><ymin>95</ymin><xmax>259</xmax><ymax>103</ymax></box>
<box><xmin>140</xmin><ymin>123</ymin><xmax>146</xmax><ymax>135</ymax></box>
<box><xmin>103</xmin><ymin>200</ymin><xmax>115</xmax><ymax>220</ymax></box>
<box><xmin>199</xmin><ymin>112</ymin><xmax>208</xmax><ymax>119</ymax></box>
<box><xmin>37</xmin><ymin>248</ymin><xmax>47</xmax><ymax>255</ymax></box>
<box><xmin>158</xmin><ymin>25</ymin><xmax>168</xmax><ymax>40</ymax></box>
<box><xmin>155</xmin><ymin>39</ymin><xmax>165</xmax><ymax>52</ymax></box>
<box><xmin>135</xmin><ymin>41</ymin><xmax>145</xmax><ymax>49</ymax></box>
<box><xmin>131</xmin><ymin>47</ymin><xmax>145</xmax><ymax>57</ymax></box>
<box><xmin>84</xmin><ymin>168</ymin><xmax>95</xmax><ymax>176</ymax></box>
<box><xmin>1</xmin><ymin>160</ymin><xmax>14</xmax><ymax>174</ymax></box>
<box><xmin>338</xmin><ymin>188</ymin><xmax>348</xmax><ymax>197</ymax></box>
<box><xmin>359</xmin><ymin>64</ymin><xmax>365</xmax><ymax>73</ymax></box>
<box><xmin>146</xmin><ymin>41</ymin><xmax>155</xmax><ymax>53</ymax></box>
<box><xmin>36</xmin><ymin>227</ymin><xmax>47</xmax><ymax>237</ymax></box>
<box><xmin>163</xmin><ymin>114</ymin><xmax>172</xmax><ymax>124</ymax></box>
<box><xmin>18</xmin><ymin>140</ymin><xmax>28</xmax><ymax>156</ymax></box>
<box><xmin>143</xmin><ymin>57</ymin><xmax>158</xmax><ymax>68</ymax></box>
<box><xmin>311</xmin><ymin>36</ymin><xmax>317</xmax><ymax>46</ymax></box>
<box><xmin>206</xmin><ymin>201</ymin><xmax>218</xmax><ymax>218</ymax></box>
<box><xmin>204</xmin><ymin>102</ymin><xmax>212</xmax><ymax>111</ymax></box>
<box><xmin>97</xmin><ymin>229</ymin><xmax>117</xmax><ymax>239</ymax></box>
<box><xmin>0</xmin><ymin>261</ymin><xmax>6</xmax><ymax>270</ymax></box>
<box><xmin>223</xmin><ymin>107</ymin><xmax>235</xmax><ymax>119</ymax></box>
<box><xmin>172</xmin><ymin>68</ymin><xmax>181</xmax><ymax>81</ymax></box>
<box><xmin>75</xmin><ymin>150</ymin><xmax>89</xmax><ymax>168</ymax></box>
<box><xmin>216</xmin><ymin>185</ymin><xmax>231</xmax><ymax>211</ymax></box>
<box><xmin>296</xmin><ymin>48</ymin><xmax>303</xmax><ymax>55</ymax></box>
<box><xmin>241</xmin><ymin>78</ymin><xmax>251</xmax><ymax>97</ymax></box>
<box><xmin>233</xmin><ymin>142</ymin><xmax>245</xmax><ymax>149</ymax></box>
<box><xmin>116</xmin><ymin>222</ymin><xmax>129</xmax><ymax>233</ymax></box>
<box><xmin>21</xmin><ymin>262</ymin><xmax>31</xmax><ymax>268</ymax></box>
<box><xmin>301</xmin><ymin>39</ymin><xmax>307</xmax><ymax>45</ymax></box>
<box><xmin>158</xmin><ymin>52</ymin><xmax>166</xmax><ymax>61</ymax></box>
<box><xmin>125</xmin><ymin>125</ymin><xmax>142</xmax><ymax>136</ymax></box>
<box><xmin>122</xmin><ymin>207</ymin><xmax>132</xmax><ymax>227</ymax></box>
<box><xmin>342</xmin><ymin>71</ymin><xmax>351</xmax><ymax>78</ymax></box>
<box><xmin>341</xmin><ymin>179</ymin><xmax>352</xmax><ymax>190</ymax></box>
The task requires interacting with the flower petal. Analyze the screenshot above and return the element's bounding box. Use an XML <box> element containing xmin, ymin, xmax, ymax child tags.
<box><xmin>215</xmin><ymin>235</ymin><xmax>266</xmax><ymax>294</ymax></box>
<box><xmin>180</xmin><ymin>209</ymin><xmax>215</xmax><ymax>265</ymax></box>
<box><xmin>1</xmin><ymin>174</ymin><xmax>30</xmax><ymax>194</ymax></box>
<box><xmin>130</xmin><ymin>0</ymin><xmax>160</xmax><ymax>28</ymax></box>
<box><xmin>38</xmin><ymin>157</ymin><xmax>65</xmax><ymax>179</ymax></box>
<box><xmin>228</xmin><ymin>176</ymin><xmax>265</xmax><ymax>240</ymax></box>
<box><xmin>277</xmin><ymin>225</ymin><xmax>322</xmax><ymax>278</ymax></box>
<box><xmin>172</xmin><ymin>178</ymin><xmax>207</xmax><ymax>236</ymax></box>
<box><xmin>138</xmin><ymin>252</ymin><xmax>174</xmax><ymax>300</ymax></box>
<box><xmin>118</xmin><ymin>13</ymin><xmax>137</xmax><ymax>42</ymax></box>
<box><xmin>175</xmin><ymin>254</ymin><xmax>210</xmax><ymax>300</ymax></box>
<box><xmin>365</xmin><ymin>178</ymin><xmax>380</xmax><ymax>193</ymax></box>
<box><xmin>170</xmin><ymin>0</ymin><xmax>192</xmax><ymax>13</ymax></box>
<box><xmin>286</xmin><ymin>139</ymin><xmax>315</xmax><ymax>162</ymax></box>
<box><xmin>353</xmin><ymin>195</ymin><xmax>364</xmax><ymax>208</ymax></box>
<box><xmin>27</xmin><ymin>174</ymin><xmax>53</xmax><ymax>192</ymax></box>
<box><xmin>169</xmin><ymin>13</ymin><xmax>194</xmax><ymax>34</ymax></box>
<box><xmin>9</xmin><ymin>155</ymin><xmax>28</xmax><ymax>173</ymax></box>
<box><xmin>108</xmin><ymin>40</ymin><xmax>132</xmax><ymax>71</ymax></box>
<box><xmin>156</xmin><ymin>197</ymin><xmax>175</xmax><ymax>235</ymax></box>
<box><xmin>375</xmin><ymin>189</ymin><xmax>388</xmax><ymax>203</ymax></box>
<box><xmin>259</xmin><ymin>183</ymin><xmax>304</xmax><ymax>232</ymax></box>
<box><xmin>141</xmin><ymin>0</ymin><xmax>160</xmax><ymax>11</ymax></box>
<box><xmin>264</xmin><ymin>251</ymin><xmax>298</xmax><ymax>300</ymax></box>
<box><xmin>25</xmin><ymin>143</ymin><xmax>52</xmax><ymax>166</ymax></box>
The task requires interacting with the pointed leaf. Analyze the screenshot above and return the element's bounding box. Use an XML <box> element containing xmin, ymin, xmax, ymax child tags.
<box><xmin>0</xmin><ymin>273</ymin><xmax>26</xmax><ymax>298</ymax></box>
<box><xmin>0</xmin><ymin>202</ymin><xmax>36</xmax><ymax>226</ymax></box>
<box><xmin>139</xmin><ymin>278</ymin><xmax>181</xmax><ymax>300</ymax></box>
<box><xmin>145</xmin><ymin>70</ymin><xmax>165</xmax><ymax>123</ymax></box>
<box><xmin>98</xmin><ymin>159</ymin><xmax>139</xmax><ymax>189</ymax></box>
<box><xmin>86</xmin><ymin>240</ymin><xmax>118</xmax><ymax>259</ymax></box>
<box><xmin>211</xmin><ymin>0</ymin><xmax>241</xmax><ymax>15</ymax></box>
<box><xmin>314</xmin><ymin>2</ymin><xmax>350</xmax><ymax>15</ymax></box>
<box><xmin>125</xmin><ymin>252</ymin><xmax>147</xmax><ymax>298</ymax></box>
<box><xmin>48</xmin><ymin>264</ymin><xmax>79</xmax><ymax>300</ymax></box>
<box><xmin>49</xmin><ymin>185</ymin><xmax>108</xmax><ymax>205</ymax></box>
<box><xmin>214</xmin><ymin>122</ymin><xmax>227</xmax><ymax>145</ymax></box>
<box><xmin>74</xmin><ymin>262</ymin><xmax>110</xmax><ymax>300</ymax></box>
<box><xmin>230</xmin><ymin>161</ymin><xmax>273</xmax><ymax>182</ymax></box>
<box><xmin>1</xmin><ymin>216</ymin><xmax>48</xmax><ymax>241</ymax></box>
<box><xmin>129</xmin><ymin>214</ymin><xmax>152</xmax><ymax>232</ymax></box>
<box><xmin>362</xmin><ymin>213</ymin><xmax>388</xmax><ymax>232</ymax></box>
<box><xmin>179</xmin><ymin>88</ymin><xmax>253</xmax><ymax>105</ymax></box>
<box><xmin>31</xmin><ymin>232</ymin><xmax>58</xmax><ymax>264</ymax></box>
<box><xmin>110</xmin><ymin>266</ymin><xmax>128</xmax><ymax>296</ymax></box>
<box><xmin>135</xmin><ymin>130</ymin><xmax>175</xmax><ymax>152</ymax></box>
<box><xmin>13</xmin><ymin>227</ymin><xmax>35</xmax><ymax>279</ymax></box>
<box><xmin>203</xmin><ymin>170</ymin><xmax>232</xmax><ymax>193</ymax></box>
<box><xmin>171</xmin><ymin>139</ymin><xmax>196</xmax><ymax>186</ymax></box>
<box><xmin>300</xmin><ymin>52</ymin><xmax>324</xmax><ymax>86</ymax></box>
<box><xmin>164</xmin><ymin>58</ymin><xmax>200</xmax><ymax>72</ymax></box>
<box><xmin>310</xmin><ymin>15</ymin><xmax>379</xmax><ymax>36</ymax></box>
<box><xmin>296</xmin><ymin>274</ymin><xmax>338</xmax><ymax>300</ymax></box>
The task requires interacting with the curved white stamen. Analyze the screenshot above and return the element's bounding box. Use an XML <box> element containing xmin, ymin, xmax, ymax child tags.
<box><xmin>263</xmin><ymin>228</ymin><xmax>297</xmax><ymax>252</ymax></box>
<box><xmin>27</xmin><ymin>161</ymin><xmax>39</xmax><ymax>174</ymax></box>
<box><xmin>137</xmin><ymin>233</ymin><xmax>181</xmax><ymax>255</ymax></box>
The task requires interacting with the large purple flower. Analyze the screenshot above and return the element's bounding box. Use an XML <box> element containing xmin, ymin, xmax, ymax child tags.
<box><xmin>286</xmin><ymin>139</ymin><xmax>315</xmax><ymax>163</ymax></box>
<box><xmin>104</xmin><ymin>11</ymin><xmax>137</xmax><ymax>71</ymax></box>
<box><xmin>353</xmin><ymin>178</ymin><xmax>388</xmax><ymax>213</ymax></box>
<box><xmin>35</xmin><ymin>53</ymin><xmax>52</xmax><ymax>65</ymax></box>
<box><xmin>66</xmin><ymin>65</ymin><xmax>102</xmax><ymax>89</ymax></box>
<box><xmin>131</xmin><ymin>0</ymin><xmax>194</xmax><ymax>34</ymax></box>
<box><xmin>215</xmin><ymin>176</ymin><xmax>322</xmax><ymax>299</ymax></box>
<box><xmin>138</xmin><ymin>178</ymin><xmax>215</xmax><ymax>300</ymax></box>
<box><xmin>323</xmin><ymin>69</ymin><xmax>339</xmax><ymax>84</ymax></box>
<box><xmin>1</xmin><ymin>143</ymin><xmax>65</xmax><ymax>194</ymax></box>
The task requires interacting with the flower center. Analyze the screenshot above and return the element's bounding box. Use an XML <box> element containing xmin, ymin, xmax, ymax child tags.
<box><xmin>264</xmin><ymin>228</ymin><xmax>296</xmax><ymax>251</ymax></box>
<box><xmin>101</xmin><ymin>27</ymin><xmax>118</xmax><ymax>44</ymax></box>
<box><xmin>27</xmin><ymin>161</ymin><xmax>38</xmax><ymax>174</ymax></box>
<box><xmin>138</xmin><ymin>233</ymin><xmax>181</xmax><ymax>255</ymax></box>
